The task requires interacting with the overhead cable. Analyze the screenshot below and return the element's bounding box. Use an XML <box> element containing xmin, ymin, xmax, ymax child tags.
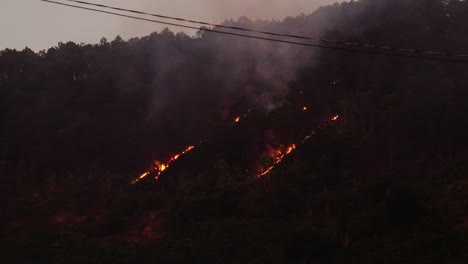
<box><xmin>40</xmin><ymin>0</ymin><xmax>468</xmax><ymax>63</ymax></box>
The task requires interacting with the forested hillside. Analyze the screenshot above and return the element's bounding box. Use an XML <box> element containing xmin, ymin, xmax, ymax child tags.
<box><xmin>1</xmin><ymin>0</ymin><xmax>467</xmax><ymax>263</ymax></box>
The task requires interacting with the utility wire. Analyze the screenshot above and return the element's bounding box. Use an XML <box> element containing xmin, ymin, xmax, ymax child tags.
<box><xmin>41</xmin><ymin>0</ymin><xmax>468</xmax><ymax>63</ymax></box>
<box><xmin>50</xmin><ymin>0</ymin><xmax>468</xmax><ymax>60</ymax></box>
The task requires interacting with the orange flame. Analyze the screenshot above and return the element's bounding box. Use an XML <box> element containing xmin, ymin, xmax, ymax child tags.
<box><xmin>134</xmin><ymin>103</ymin><xmax>256</xmax><ymax>184</ymax></box>
<box><xmin>131</xmin><ymin>172</ymin><xmax>149</xmax><ymax>185</ymax></box>
<box><xmin>131</xmin><ymin>145</ymin><xmax>195</xmax><ymax>184</ymax></box>
<box><xmin>132</xmin><ymin>87</ymin><xmax>339</xmax><ymax>183</ymax></box>
<box><xmin>257</xmin><ymin>144</ymin><xmax>296</xmax><ymax>178</ymax></box>
<box><xmin>234</xmin><ymin>108</ymin><xmax>252</xmax><ymax>124</ymax></box>
<box><xmin>256</xmin><ymin>114</ymin><xmax>339</xmax><ymax>178</ymax></box>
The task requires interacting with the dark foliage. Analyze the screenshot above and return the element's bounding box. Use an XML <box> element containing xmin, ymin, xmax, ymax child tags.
<box><xmin>1</xmin><ymin>0</ymin><xmax>468</xmax><ymax>263</ymax></box>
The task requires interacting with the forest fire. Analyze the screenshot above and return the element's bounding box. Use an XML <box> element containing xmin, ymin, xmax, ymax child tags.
<box><xmin>256</xmin><ymin>114</ymin><xmax>340</xmax><ymax>178</ymax></box>
<box><xmin>234</xmin><ymin>108</ymin><xmax>251</xmax><ymax>124</ymax></box>
<box><xmin>131</xmin><ymin>145</ymin><xmax>195</xmax><ymax>184</ymax></box>
<box><xmin>257</xmin><ymin>144</ymin><xmax>297</xmax><ymax>178</ymax></box>
<box><xmin>131</xmin><ymin>87</ymin><xmax>340</xmax><ymax>184</ymax></box>
<box><xmin>133</xmin><ymin>105</ymin><xmax>255</xmax><ymax>185</ymax></box>
<box><xmin>11</xmin><ymin>0</ymin><xmax>467</xmax><ymax>260</ymax></box>
<box><xmin>132</xmin><ymin>113</ymin><xmax>340</xmax><ymax>183</ymax></box>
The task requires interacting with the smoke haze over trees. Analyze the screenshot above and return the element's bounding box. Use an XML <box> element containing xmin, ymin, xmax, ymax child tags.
<box><xmin>1</xmin><ymin>0</ymin><xmax>468</xmax><ymax>263</ymax></box>
<box><xmin>3</xmin><ymin>0</ymin><xmax>468</xmax><ymax>176</ymax></box>
<box><xmin>1</xmin><ymin>0</ymin><xmax>345</xmax><ymax>50</ymax></box>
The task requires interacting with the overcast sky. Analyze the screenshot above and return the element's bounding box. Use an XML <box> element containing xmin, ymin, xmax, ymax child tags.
<box><xmin>0</xmin><ymin>0</ymin><xmax>344</xmax><ymax>51</ymax></box>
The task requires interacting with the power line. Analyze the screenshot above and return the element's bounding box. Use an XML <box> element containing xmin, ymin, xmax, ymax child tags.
<box><xmin>50</xmin><ymin>0</ymin><xmax>468</xmax><ymax>60</ymax></box>
<box><xmin>40</xmin><ymin>0</ymin><xmax>468</xmax><ymax>63</ymax></box>
<box><xmin>55</xmin><ymin>0</ymin><xmax>468</xmax><ymax>59</ymax></box>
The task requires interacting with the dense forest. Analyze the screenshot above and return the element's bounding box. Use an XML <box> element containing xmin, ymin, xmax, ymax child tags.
<box><xmin>1</xmin><ymin>0</ymin><xmax>468</xmax><ymax>263</ymax></box>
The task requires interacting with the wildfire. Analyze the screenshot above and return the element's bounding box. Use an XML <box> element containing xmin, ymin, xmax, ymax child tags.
<box><xmin>133</xmin><ymin>104</ymin><xmax>255</xmax><ymax>185</ymax></box>
<box><xmin>132</xmin><ymin>87</ymin><xmax>341</xmax><ymax>184</ymax></box>
<box><xmin>131</xmin><ymin>145</ymin><xmax>195</xmax><ymax>184</ymax></box>
<box><xmin>234</xmin><ymin>108</ymin><xmax>252</xmax><ymax>124</ymax></box>
<box><xmin>301</xmin><ymin>131</ymin><xmax>316</xmax><ymax>144</ymax></box>
<box><xmin>256</xmin><ymin>114</ymin><xmax>340</xmax><ymax>178</ymax></box>
<box><xmin>257</xmin><ymin>144</ymin><xmax>296</xmax><ymax>178</ymax></box>
<box><xmin>131</xmin><ymin>172</ymin><xmax>149</xmax><ymax>185</ymax></box>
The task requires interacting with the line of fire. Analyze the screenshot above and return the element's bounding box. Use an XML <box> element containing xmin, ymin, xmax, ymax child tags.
<box><xmin>131</xmin><ymin>89</ymin><xmax>340</xmax><ymax>185</ymax></box>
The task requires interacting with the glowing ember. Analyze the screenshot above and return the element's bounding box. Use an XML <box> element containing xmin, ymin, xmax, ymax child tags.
<box><xmin>132</xmin><ymin>86</ymin><xmax>340</xmax><ymax>184</ymax></box>
<box><xmin>234</xmin><ymin>108</ymin><xmax>252</xmax><ymax>124</ymax></box>
<box><xmin>257</xmin><ymin>144</ymin><xmax>296</xmax><ymax>178</ymax></box>
<box><xmin>134</xmin><ymin>102</ymin><xmax>257</xmax><ymax>184</ymax></box>
<box><xmin>131</xmin><ymin>145</ymin><xmax>195</xmax><ymax>184</ymax></box>
<box><xmin>256</xmin><ymin>114</ymin><xmax>340</xmax><ymax>178</ymax></box>
<box><xmin>131</xmin><ymin>172</ymin><xmax>149</xmax><ymax>185</ymax></box>
<box><xmin>245</xmin><ymin>108</ymin><xmax>251</xmax><ymax>117</ymax></box>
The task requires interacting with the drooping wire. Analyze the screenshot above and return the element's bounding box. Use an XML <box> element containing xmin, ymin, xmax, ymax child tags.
<box><xmin>40</xmin><ymin>0</ymin><xmax>468</xmax><ymax>63</ymax></box>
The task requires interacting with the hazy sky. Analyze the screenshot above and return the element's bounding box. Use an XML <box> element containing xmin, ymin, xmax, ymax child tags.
<box><xmin>1</xmin><ymin>0</ymin><xmax>343</xmax><ymax>51</ymax></box>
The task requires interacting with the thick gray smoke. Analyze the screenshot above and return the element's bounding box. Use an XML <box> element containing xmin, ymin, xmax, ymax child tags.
<box><xmin>143</xmin><ymin>1</ymin><xmax>401</xmax><ymax>147</ymax></box>
<box><xmin>147</xmin><ymin>8</ymin><xmax>343</xmax><ymax>120</ymax></box>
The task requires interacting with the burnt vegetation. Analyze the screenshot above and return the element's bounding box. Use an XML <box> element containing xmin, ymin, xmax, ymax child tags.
<box><xmin>1</xmin><ymin>0</ymin><xmax>468</xmax><ymax>263</ymax></box>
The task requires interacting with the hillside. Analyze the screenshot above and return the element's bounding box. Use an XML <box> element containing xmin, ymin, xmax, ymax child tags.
<box><xmin>1</xmin><ymin>0</ymin><xmax>468</xmax><ymax>263</ymax></box>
